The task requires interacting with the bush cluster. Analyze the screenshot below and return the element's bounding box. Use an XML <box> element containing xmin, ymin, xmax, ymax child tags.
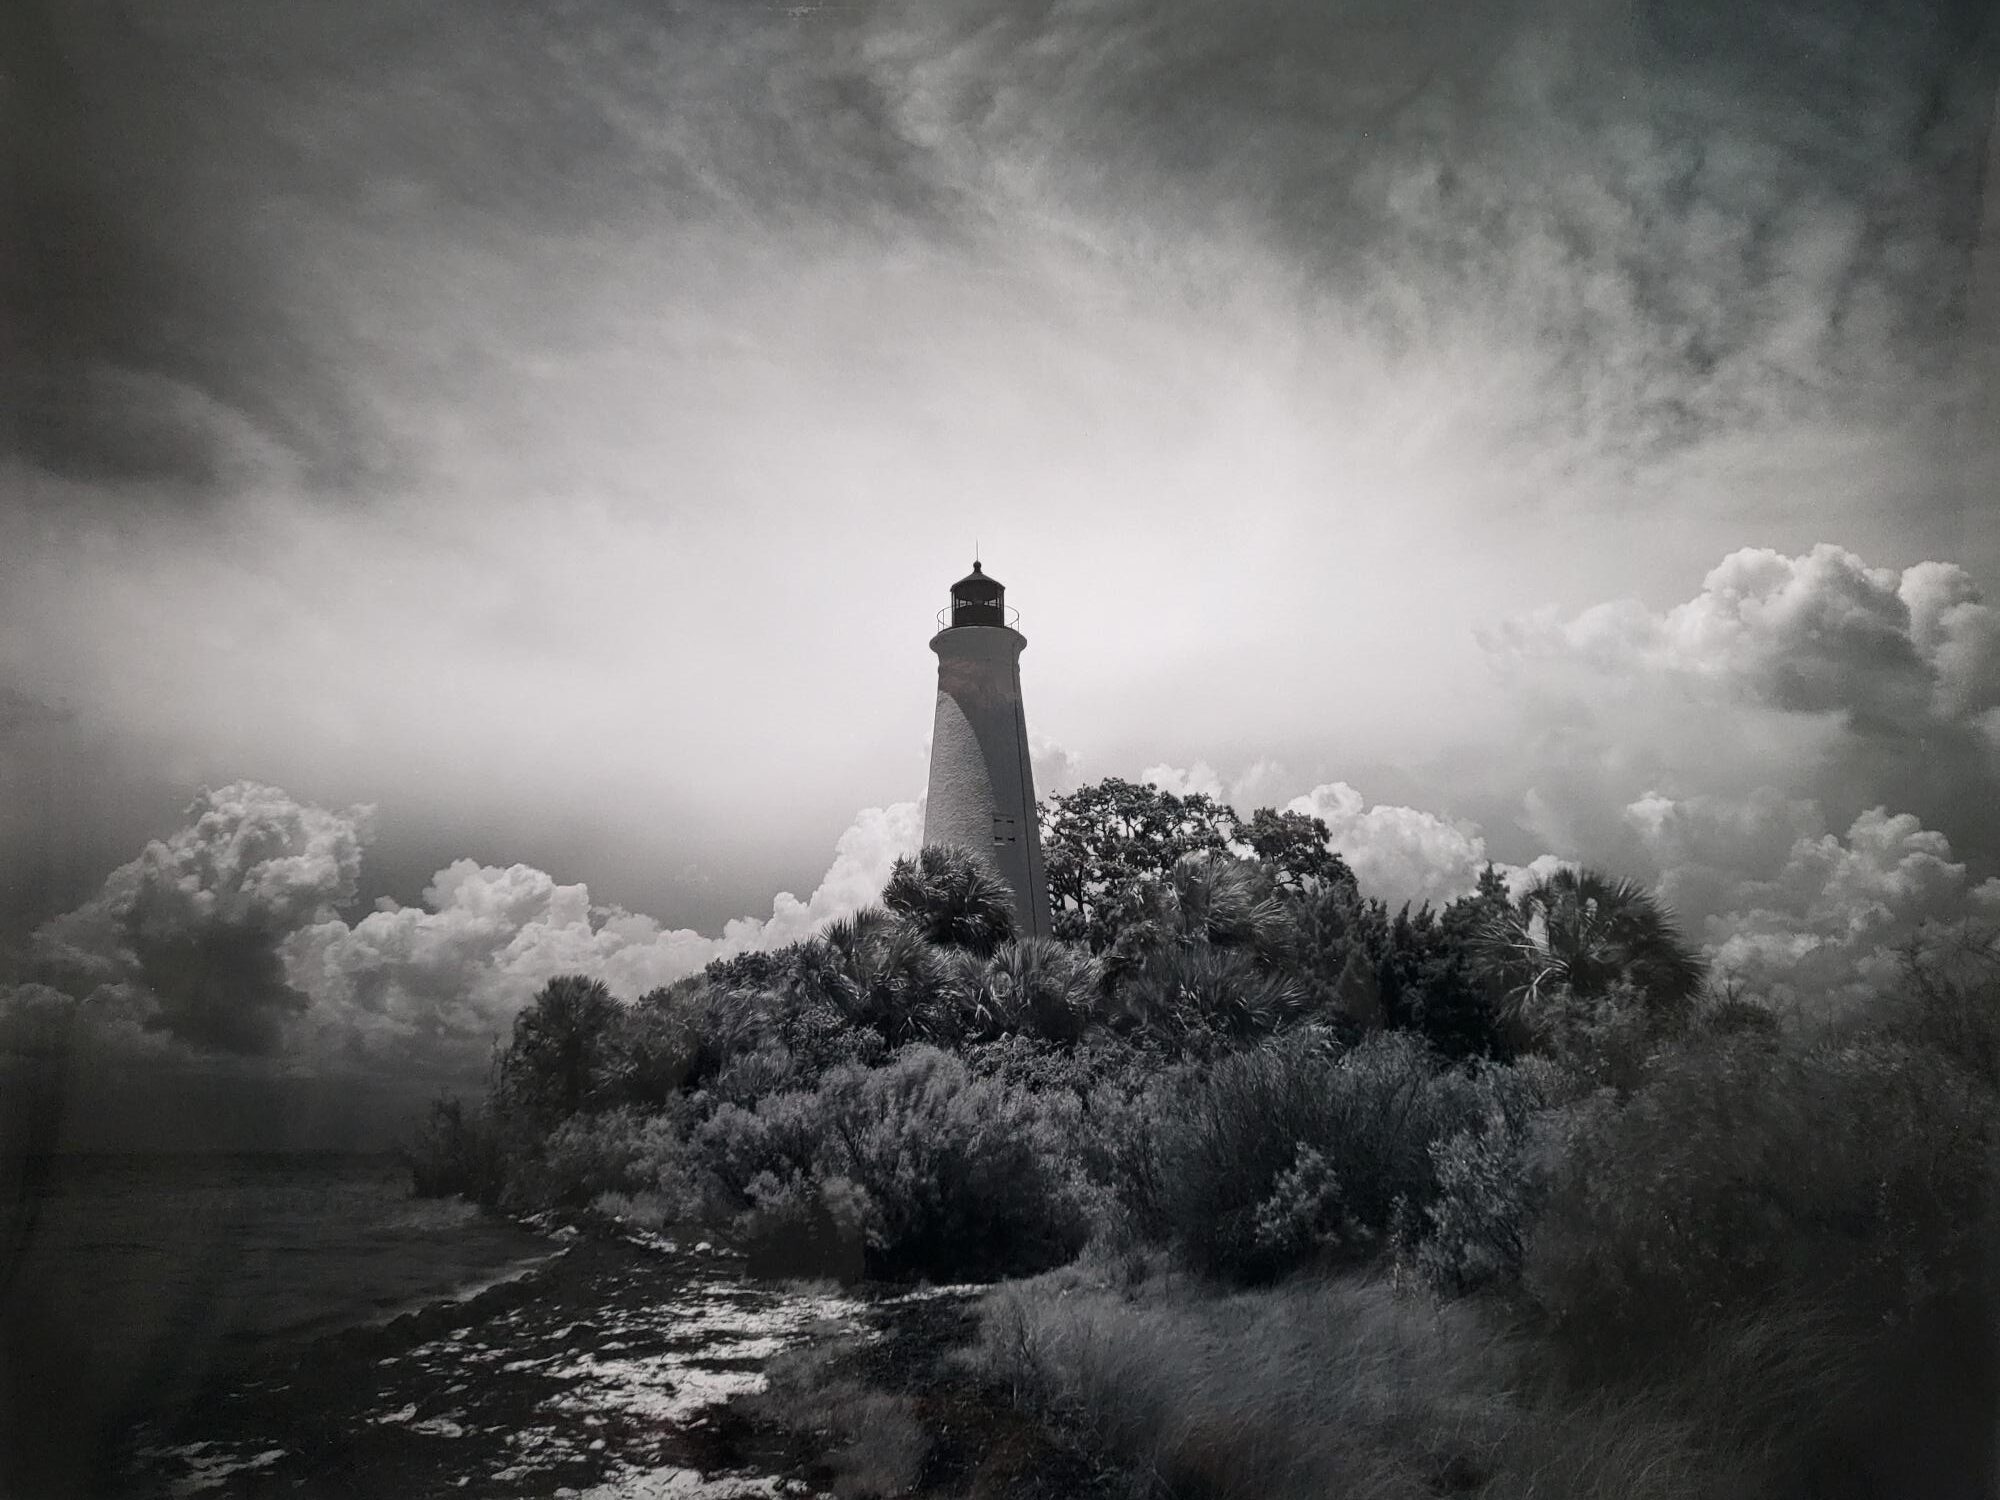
<box><xmin>409</xmin><ymin>808</ymin><xmax>1998</xmax><ymax>1311</ymax></box>
<box><xmin>402</xmin><ymin>779</ymin><xmax>2000</xmax><ymax>1493</ymax></box>
<box><xmin>1126</xmin><ymin>1030</ymin><xmax>1558</xmax><ymax>1284</ymax></box>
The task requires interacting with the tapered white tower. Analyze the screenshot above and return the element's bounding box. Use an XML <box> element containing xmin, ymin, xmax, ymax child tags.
<box><xmin>923</xmin><ymin>561</ymin><xmax>1052</xmax><ymax>939</ymax></box>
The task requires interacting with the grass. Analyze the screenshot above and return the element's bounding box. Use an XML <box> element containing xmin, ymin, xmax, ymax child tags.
<box><xmin>747</xmin><ymin>1340</ymin><xmax>929</xmax><ymax>1499</ymax></box>
<box><xmin>967</xmin><ymin>1262</ymin><xmax>1743</xmax><ymax>1500</ymax></box>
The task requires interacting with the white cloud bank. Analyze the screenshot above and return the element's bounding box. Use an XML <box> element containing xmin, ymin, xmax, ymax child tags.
<box><xmin>1136</xmin><ymin>764</ymin><xmax>1558</xmax><ymax>910</ymax></box>
<box><xmin>1628</xmin><ymin>794</ymin><xmax>2000</xmax><ymax>1012</ymax></box>
<box><xmin>9</xmin><ymin>545</ymin><xmax>1999</xmax><ymax>1086</ymax></box>
<box><xmin>6</xmin><ymin>785</ymin><xmax>924</xmax><ymax>1080</ymax></box>
<box><xmin>1141</xmin><ymin>543</ymin><xmax>2000</xmax><ymax>999</ymax></box>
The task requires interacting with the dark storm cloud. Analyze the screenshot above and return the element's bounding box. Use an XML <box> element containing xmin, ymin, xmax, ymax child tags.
<box><xmin>1</xmin><ymin>6</ymin><xmax>376</xmax><ymax>491</ymax></box>
<box><xmin>6</xmin><ymin>0</ymin><xmax>1991</xmax><ymax>503</ymax></box>
<box><xmin>875</xmin><ymin>0</ymin><xmax>1999</xmax><ymax>454</ymax></box>
<box><xmin>0</xmin><ymin>0</ymin><xmax>965</xmax><ymax>499</ymax></box>
<box><xmin>22</xmin><ymin>783</ymin><xmax>370</xmax><ymax>1056</ymax></box>
<box><xmin>1481</xmin><ymin>544</ymin><xmax>2000</xmax><ymax>876</ymax></box>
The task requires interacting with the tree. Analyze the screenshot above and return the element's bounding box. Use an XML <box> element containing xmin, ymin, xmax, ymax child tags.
<box><xmin>1477</xmin><ymin>867</ymin><xmax>1705</xmax><ymax>1039</ymax></box>
<box><xmin>1237</xmin><ymin>807</ymin><xmax>1357</xmax><ymax>895</ymax></box>
<box><xmin>1103</xmin><ymin>851</ymin><xmax>1294</xmax><ymax>976</ymax></box>
<box><xmin>1277</xmin><ymin>864</ymin><xmax>1515</xmax><ymax>1059</ymax></box>
<box><xmin>1039</xmin><ymin>777</ymin><xmax>1238</xmax><ymax>949</ymax></box>
<box><xmin>943</xmin><ymin>936</ymin><xmax>1104</xmax><ymax>1044</ymax></box>
<box><xmin>1113</xmin><ymin>942</ymin><xmax>1311</xmax><ymax>1043</ymax></box>
<box><xmin>882</xmin><ymin>843</ymin><xmax>1019</xmax><ymax>957</ymax></box>
<box><xmin>791</xmin><ymin>907</ymin><xmax>951</xmax><ymax>1044</ymax></box>
<box><xmin>499</xmin><ymin>974</ymin><xmax>627</xmax><ymax>1125</ymax></box>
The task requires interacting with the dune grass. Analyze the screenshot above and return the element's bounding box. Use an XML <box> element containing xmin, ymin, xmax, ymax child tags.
<box><xmin>969</xmin><ymin>1262</ymin><xmax>1751</xmax><ymax>1500</ymax></box>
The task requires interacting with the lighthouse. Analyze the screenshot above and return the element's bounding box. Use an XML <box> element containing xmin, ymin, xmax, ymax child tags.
<box><xmin>923</xmin><ymin>561</ymin><xmax>1052</xmax><ymax>939</ymax></box>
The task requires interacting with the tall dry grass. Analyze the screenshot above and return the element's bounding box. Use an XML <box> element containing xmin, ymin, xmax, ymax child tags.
<box><xmin>970</xmin><ymin>1264</ymin><xmax>1744</xmax><ymax>1500</ymax></box>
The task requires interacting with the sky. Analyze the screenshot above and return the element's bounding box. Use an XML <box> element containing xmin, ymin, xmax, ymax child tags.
<box><xmin>3</xmin><ymin>0</ymin><xmax>1999</xmax><ymax>1148</ymax></box>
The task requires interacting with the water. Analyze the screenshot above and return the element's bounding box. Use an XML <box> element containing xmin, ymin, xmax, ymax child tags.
<box><xmin>1</xmin><ymin>1153</ymin><xmax>554</xmax><ymax>1482</ymax></box>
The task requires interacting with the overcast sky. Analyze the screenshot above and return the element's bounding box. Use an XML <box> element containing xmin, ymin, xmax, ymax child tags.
<box><xmin>4</xmin><ymin>0</ymin><xmax>1999</xmax><ymax>1146</ymax></box>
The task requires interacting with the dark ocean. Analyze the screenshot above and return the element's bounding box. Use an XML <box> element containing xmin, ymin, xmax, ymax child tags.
<box><xmin>0</xmin><ymin>1152</ymin><xmax>554</xmax><ymax>1482</ymax></box>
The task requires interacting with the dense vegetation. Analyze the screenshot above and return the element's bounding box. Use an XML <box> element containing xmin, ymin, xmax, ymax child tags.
<box><xmin>407</xmin><ymin>776</ymin><xmax>2000</xmax><ymax>1498</ymax></box>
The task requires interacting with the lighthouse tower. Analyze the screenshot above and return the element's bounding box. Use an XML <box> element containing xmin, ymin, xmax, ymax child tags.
<box><xmin>923</xmin><ymin>561</ymin><xmax>1052</xmax><ymax>939</ymax></box>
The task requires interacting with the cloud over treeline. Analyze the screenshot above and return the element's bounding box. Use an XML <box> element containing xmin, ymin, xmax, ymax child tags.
<box><xmin>1145</xmin><ymin>543</ymin><xmax>2000</xmax><ymax>1011</ymax></box>
<box><xmin>1630</xmin><ymin>796</ymin><xmax>2000</xmax><ymax>1010</ymax></box>
<box><xmin>0</xmin><ymin>726</ymin><xmax>1085</xmax><ymax>1082</ymax></box>
<box><xmin>8</xmin><ymin>543</ymin><xmax>2000</xmax><ymax>1088</ymax></box>
<box><xmin>1485</xmin><ymin>543</ymin><xmax>2000</xmax><ymax>868</ymax></box>
<box><xmin>3</xmin><ymin>786</ymin><xmax>923</xmax><ymax>1082</ymax></box>
<box><xmin>24</xmin><ymin>783</ymin><xmax>369</xmax><ymax>1056</ymax></box>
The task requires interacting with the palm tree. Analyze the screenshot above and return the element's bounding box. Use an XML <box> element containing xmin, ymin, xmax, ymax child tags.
<box><xmin>882</xmin><ymin>844</ymin><xmax>1020</xmax><ymax>957</ymax></box>
<box><xmin>794</xmin><ymin>906</ymin><xmax>949</xmax><ymax>1042</ymax></box>
<box><xmin>1116</xmin><ymin>943</ymin><xmax>1310</xmax><ymax>1042</ymax></box>
<box><xmin>984</xmin><ymin>937</ymin><xmax>1104</xmax><ymax>1043</ymax></box>
<box><xmin>499</xmin><ymin>973</ymin><xmax>624</xmax><ymax>1123</ymax></box>
<box><xmin>1165</xmin><ymin>852</ymin><xmax>1295</xmax><ymax>958</ymax></box>
<box><xmin>1478</xmin><ymin>867</ymin><xmax>1705</xmax><ymax>1023</ymax></box>
<box><xmin>1100</xmin><ymin>851</ymin><xmax>1294</xmax><ymax>985</ymax></box>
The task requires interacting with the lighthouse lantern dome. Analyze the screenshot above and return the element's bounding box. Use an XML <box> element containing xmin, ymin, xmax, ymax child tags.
<box><xmin>948</xmin><ymin>560</ymin><xmax>1007</xmax><ymax>627</ymax></box>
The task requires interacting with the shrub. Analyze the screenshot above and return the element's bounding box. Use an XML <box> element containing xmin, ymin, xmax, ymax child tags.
<box><xmin>1413</xmin><ymin>1061</ymin><xmax>1573</xmax><ymax>1295</ymax></box>
<box><xmin>621</xmin><ymin>978</ymin><xmax>773</xmax><ymax>1100</ymax></box>
<box><xmin>808</xmin><ymin>1046</ymin><xmax>1092</xmax><ymax>1279</ymax></box>
<box><xmin>1500</xmin><ymin>980</ymin><xmax>1650</xmax><ymax>1093</ymax></box>
<box><xmin>971</xmin><ymin>1267</ymin><xmax>1729</xmax><ymax>1500</ymax></box>
<box><xmin>748</xmin><ymin>1343</ymin><xmax>928</xmax><ymax>1498</ymax></box>
<box><xmin>692</xmin><ymin>1091</ymin><xmax>824</xmax><ymax>1201</ymax></box>
<box><xmin>504</xmin><ymin>1105</ymin><xmax>705</xmax><ymax>1214</ymax></box>
<box><xmin>1525</xmin><ymin>1029</ymin><xmax>1999</xmax><ymax>1379</ymax></box>
<box><xmin>1881</xmin><ymin>933</ymin><xmax>2000</xmax><ymax>1089</ymax></box>
<box><xmin>1136</xmin><ymin>1031</ymin><xmax>1544</xmax><ymax>1282</ymax></box>
<box><xmin>881</xmin><ymin>843</ymin><xmax>1019</xmax><ymax>957</ymax></box>
<box><xmin>689</xmin><ymin>1045</ymin><xmax>1091</xmax><ymax>1280</ymax></box>
<box><xmin>734</xmin><ymin>1171</ymin><xmax>875</xmax><ymax>1282</ymax></box>
<box><xmin>942</xmin><ymin>937</ymin><xmax>1103</xmax><ymax>1044</ymax></box>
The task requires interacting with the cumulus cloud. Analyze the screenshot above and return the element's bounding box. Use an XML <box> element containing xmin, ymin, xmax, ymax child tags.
<box><xmin>282</xmin><ymin>795</ymin><xmax>922</xmax><ymax>1073</ymax></box>
<box><xmin>1134</xmin><ymin>760</ymin><xmax>1558</xmax><ymax>909</ymax></box>
<box><xmin>717</xmin><ymin>801</ymin><xmax>924</xmax><ymax>954</ymax></box>
<box><xmin>1491</xmin><ymin>545</ymin><xmax>2000</xmax><ymax>731</ymax></box>
<box><xmin>4</xmin><ymin>786</ymin><xmax>923</xmax><ymax>1079</ymax></box>
<box><xmin>1030</xmin><ymin>734</ymin><xmax>1086</xmax><ymax>798</ymax></box>
<box><xmin>1285</xmin><ymin>782</ymin><xmax>1509</xmax><ymax>911</ymax></box>
<box><xmin>1627</xmin><ymin>796</ymin><xmax>2000</xmax><ymax>1012</ymax></box>
<box><xmin>1139</xmin><ymin>758</ymin><xmax>1297</xmax><ymax>813</ymax></box>
<box><xmin>1140</xmin><ymin>761</ymin><xmax>1226</xmax><ymax>801</ymax></box>
<box><xmin>1484</xmin><ymin>544</ymin><xmax>2000</xmax><ymax>869</ymax></box>
<box><xmin>25</xmin><ymin>783</ymin><xmax>370</xmax><ymax>1055</ymax></box>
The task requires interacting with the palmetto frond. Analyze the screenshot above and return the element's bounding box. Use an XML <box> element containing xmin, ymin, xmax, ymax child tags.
<box><xmin>882</xmin><ymin>844</ymin><xmax>1019</xmax><ymax>957</ymax></box>
<box><xmin>1121</xmin><ymin>943</ymin><xmax>1311</xmax><ymax>1040</ymax></box>
<box><xmin>1477</xmin><ymin>867</ymin><xmax>1705</xmax><ymax>1019</ymax></box>
<box><xmin>795</xmin><ymin>907</ymin><xmax>949</xmax><ymax>1041</ymax></box>
<box><xmin>1163</xmin><ymin>852</ymin><xmax>1294</xmax><ymax>958</ymax></box>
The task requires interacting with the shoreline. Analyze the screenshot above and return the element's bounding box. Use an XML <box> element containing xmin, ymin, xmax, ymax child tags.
<box><xmin>117</xmin><ymin>1211</ymin><xmax>880</xmax><ymax>1498</ymax></box>
<box><xmin>110</xmin><ymin>1206</ymin><xmax>1120</xmax><ymax>1500</ymax></box>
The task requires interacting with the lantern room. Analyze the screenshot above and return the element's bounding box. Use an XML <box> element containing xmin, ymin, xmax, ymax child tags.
<box><xmin>945</xmin><ymin>560</ymin><xmax>1009</xmax><ymax>628</ymax></box>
